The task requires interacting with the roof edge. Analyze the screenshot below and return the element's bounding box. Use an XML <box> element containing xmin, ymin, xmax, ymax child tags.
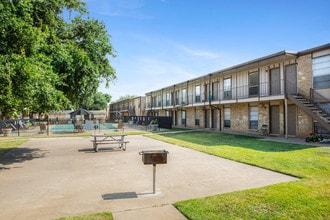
<box><xmin>298</xmin><ymin>43</ymin><xmax>330</xmax><ymax>56</ymax></box>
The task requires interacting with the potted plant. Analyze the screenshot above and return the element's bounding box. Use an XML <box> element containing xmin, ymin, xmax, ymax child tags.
<box><xmin>305</xmin><ymin>133</ymin><xmax>324</xmax><ymax>142</ymax></box>
<box><xmin>1</xmin><ymin>123</ymin><xmax>13</xmax><ymax>136</ymax></box>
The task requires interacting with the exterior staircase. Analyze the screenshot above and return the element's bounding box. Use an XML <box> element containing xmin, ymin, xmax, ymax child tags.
<box><xmin>287</xmin><ymin>93</ymin><xmax>330</xmax><ymax>132</ymax></box>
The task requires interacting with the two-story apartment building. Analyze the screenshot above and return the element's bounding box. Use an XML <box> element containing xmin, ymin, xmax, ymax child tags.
<box><xmin>145</xmin><ymin>44</ymin><xmax>330</xmax><ymax>137</ymax></box>
<box><xmin>109</xmin><ymin>96</ymin><xmax>146</xmax><ymax>120</ymax></box>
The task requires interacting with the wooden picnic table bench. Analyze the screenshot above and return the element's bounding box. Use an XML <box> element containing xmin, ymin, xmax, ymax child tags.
<box><xmin>91</xmin><ymin>134</ymin><xmax>129</xmax><ymax>152</ymax></box>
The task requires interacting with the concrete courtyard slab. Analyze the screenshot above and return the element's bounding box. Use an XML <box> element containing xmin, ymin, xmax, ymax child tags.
<box><xmin>0</xmin><ymin>135</ymin><xmax>298</xmax><ymax>220</ymax></box>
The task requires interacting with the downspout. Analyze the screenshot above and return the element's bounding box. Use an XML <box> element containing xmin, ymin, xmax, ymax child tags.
<box><xmin>283</xmin><ymin>54</ymin><xmax>288</xmax><ymax>139</ymax></box>
<box><xmin>186</xmin><ymin>81</ymin><xmax>189</xmax><ymax>105</ymax></box>
<box><xmin>208</xmin><ymin>74</ymin><xmax>212</xmax><ymax>105</ymax></box>
<box><xmin>208</xmin><ymin>74</ymin><xmax>212</xmax><ymax>128</ymax></box>
<box><xmin>236</xmin><ymin>68</ymin><xmax>238</xmax><ymax>103</ymax></box>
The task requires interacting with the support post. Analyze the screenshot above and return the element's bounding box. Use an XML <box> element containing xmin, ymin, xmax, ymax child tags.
<box><xmin>285</xmin><ymin>98</ymin><xmax>288</xmax><ymax>139</ymax></box>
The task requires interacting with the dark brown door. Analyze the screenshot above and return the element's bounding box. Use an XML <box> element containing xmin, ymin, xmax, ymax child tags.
<box><xmin>270</xmin><ymin>105</ymin><xmax>280</xmax><ymax>134</ymax></box>
<box><xmin>287</xmin><ymin>104</ymin><xmax>296</xmax><ymax>135</ymax></box>
<box><xmin>286</xmin><ymin>64</ymin><xmax>297</xmax><ymax>94</ymax></box>
<box><xmin>270</xmin><ymin>68</ymin><xmax>280</xmax><ymax>95</ymax></box>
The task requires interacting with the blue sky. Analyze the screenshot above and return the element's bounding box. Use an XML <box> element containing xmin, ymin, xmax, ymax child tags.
<box><xmin>84</xmin><ymin>0</ymin><xmax>330</xmax><ymax>102</ymax></box>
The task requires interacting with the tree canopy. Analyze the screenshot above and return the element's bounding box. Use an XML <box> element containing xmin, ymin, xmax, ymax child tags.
<box><xmin>81</xmin><ymin>92</ymin><xmax>111</xmax><ymax>110</ymax></box>
<box><xmin>0</xmin><ymin>0</ymin><xmax>116</xmax><ymax>119</ymax></box>
<box><xmin>116</xmin><ymin>95</ymin><xmax>137</xmax><ymax>102</ymax></box>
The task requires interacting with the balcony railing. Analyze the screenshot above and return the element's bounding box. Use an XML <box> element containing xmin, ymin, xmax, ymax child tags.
<box><xmin>146</xmin><ymin>80</ymin><xmax>285</xmax><ymax>109</ymax></box>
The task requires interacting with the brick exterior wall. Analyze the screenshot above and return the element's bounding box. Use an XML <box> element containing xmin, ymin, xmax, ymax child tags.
<box><xmin>296</xmin><ymin>54</ymin><xmax>314</xmax><ymax>137</ymax></box>
<box><xmin>297</xmin><ymin>54</ymin><xmax>313</xmax><ymax>98</ymax></box>
<box><xmin>231</xmin><ymin>103</ymin><xmax>248</xmax><ymax>132</ymax></box>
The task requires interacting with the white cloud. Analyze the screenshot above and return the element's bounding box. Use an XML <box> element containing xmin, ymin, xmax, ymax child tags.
<box><xmin>175</xmin><ymin>44</ymin><xmax>222</xmax><ymax>59</ymax></box>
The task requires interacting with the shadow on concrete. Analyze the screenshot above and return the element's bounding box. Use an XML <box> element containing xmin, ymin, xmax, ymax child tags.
<box><xmin>102</xmin><ymin>192</ymin><xmax>138</xmax><ymax>200</ymax></box>
<box><xmin>78</xmin><ymin>147</ymin><xmax>123</xmax><ymax>153</ymax></box>
<box><xmin>0</xmin><ymin>148</ymin><xmax>47</xmax><ymax>170</ymax></box>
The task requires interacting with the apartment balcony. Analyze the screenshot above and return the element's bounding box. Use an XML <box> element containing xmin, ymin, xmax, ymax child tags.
<box><xmin>145</xmin><ymin>80</ymin><xmax>286</xmax><ymax>110</ymax></box>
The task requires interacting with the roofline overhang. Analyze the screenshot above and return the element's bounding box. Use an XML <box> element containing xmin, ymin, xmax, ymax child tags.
<box><xmin>297</xmin><ymin>43</ymin><xmax>330</xmax><ymax>56</ymax></box>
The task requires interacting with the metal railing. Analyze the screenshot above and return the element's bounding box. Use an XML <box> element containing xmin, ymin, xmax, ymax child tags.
<box><xmin>146</xmin><ymin>80</ymin><xmax>285</xmax><ymax>109</ymax></box>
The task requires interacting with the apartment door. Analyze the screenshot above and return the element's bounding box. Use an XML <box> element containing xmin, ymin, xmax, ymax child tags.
<box><xmin>270</xmin><ymin>105</ymin><xmax>280</xmax><ymax>134</ymax></box>
<box><xmin>270</xmin><ymin>68</ymin><xmax>280</xmax><ymax>95</ymax></box>
<box><xmin>287</xmin><ymin>104</ymin><xmax>297</xmax><ymax>135</ymax></box>
<box><xmin>205</xmin><ymin>109</ymin><xmax>210</xmax><ymax>128</ymax></box>
<box><xmin>285</xmin><ymin>64</ymin><xmax>297</xmax><ymax>94</ymax></box>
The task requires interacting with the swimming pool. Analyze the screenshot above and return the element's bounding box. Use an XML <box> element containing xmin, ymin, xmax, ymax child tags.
<box><xmin>50</xmin><ymin>123</ymin><xmax>117</xmax><ymax>131</ymax></box>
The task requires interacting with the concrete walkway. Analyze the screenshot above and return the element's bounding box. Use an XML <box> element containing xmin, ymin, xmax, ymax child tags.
<box><xmin>0</xmin><ymin>134</ymin><xmax>298</xmax><ymax>220</ymax></box>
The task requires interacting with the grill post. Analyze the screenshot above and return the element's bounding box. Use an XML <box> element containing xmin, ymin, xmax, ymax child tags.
<box><xmin>139</xmin><ymin>150</ymin><xmax>169</xmax><ymax>194</ymax></box>
<box><xmin>153</xmin><ymin>164</ymin><xmax>156</xmax><ymax>194</ymax></box>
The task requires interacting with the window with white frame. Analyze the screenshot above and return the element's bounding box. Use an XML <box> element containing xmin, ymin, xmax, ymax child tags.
<box><xmin>195</xmin><ymin>85</ymin><xmax>201</xmax><ymax>103</ymax></box>
<box><xmin>182</xmin><ymin>89</ymin><xmax>187</xmax><ymax>104</ymax></box>
<box><xmin>157</xmin><ymin>95</ymin><xmax>161</xmax><ymax>107</ymax></box>
<box><xmin>224</xmin><ymin>107</ymin><xmax>230</xmax><ymax>128</ymax></box>
<box><xmin>249</xmin><ymin>72</ymin><xmax>259</xmax><ymax>96</ymax></box>
<box><xmin>224</xmin><ymin>78</ymin><xmax>232</xmax><ymax>100</ymax></box>
<box><xmin>166</xmin><ymin>92</ymin><xmax>170</xmax><ymax>106</ymax></box>
<box><xmin>249</xmin><ymin>106</ymin><xmax>258</xmax><ymax>130</ymax></box>
<box><xmin>313</xmin><ymin>54</ymin><xmax>330</xmax><ymax>89</ymax></box>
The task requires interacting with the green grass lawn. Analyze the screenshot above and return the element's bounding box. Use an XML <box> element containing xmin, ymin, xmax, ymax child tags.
<box><xmin>0</xmin><ymin>137</ymin><xmax>29</xmax><ymax>155</ymax></box>
<box><xmin>147</xmin><ymin>131</ymin><xmax>330</xmax><ymax>219</ymax></box>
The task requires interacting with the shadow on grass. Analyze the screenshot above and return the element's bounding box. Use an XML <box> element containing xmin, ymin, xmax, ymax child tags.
<box><xmin>158</xmin><ymin>131</ymin><xmax>319</xmax><ymax>152</ymax></box>
<box><xmin>0</xmin><ymin>147</ymin><xmax>47</xmax><ymax>170</ymax></box>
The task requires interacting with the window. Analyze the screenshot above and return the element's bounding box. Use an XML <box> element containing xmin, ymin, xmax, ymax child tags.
<box><xmin>195</xmin><ymin>109</ymin><xmax>200</xmax><ymax>125</ymax></box>
<box><xmin>181</xmin><ymin>110</ymin><xmax>186</xmax><ymax>125</ymax></box>
<box><xmin>182</xmin><ymin>89</ymin><xmax>187</xmax><ymax>104</ymax></box>
<box><xmin>249</xmin><ymin>72</ymin><xmax>259</xmax><ymax>96</ymax></box>
<box><xmin>166</xmin><ymin>92</ymin><xmax>170</xmax><ymax>106</ymax></box>
<box><xmin>313</xmin><ymin>55</ymin><xmax>330</xmax><ymax>88</ymax></box>
<box><xmin>224</xmin><ymin>78</ymin><xmax>232</xmax><ymax>100</ymax></box>
<box><xmin>224</xmin><ymin>107</ymin><xmax>230</xmax><ymax>128</ymax></box>
<box><xmin>249</xmin><ymin>106</ymin><xmax>258</xmax><ymax>130</ymax></box>
<box><xmin>157</xmin><ymin>95</ymin><xmax>161</xmax><ymax>107</ymax></box>
<box><xmin>195</xmin><ymin>85</ymin><xmax>201</xmax><ymax>103</ymax></box>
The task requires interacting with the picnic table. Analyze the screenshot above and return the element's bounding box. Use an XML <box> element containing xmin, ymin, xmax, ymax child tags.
<box><xmin>91</xmin><ymin>134</ymin><xmax>128</xmax><ymax>152</ymax></box>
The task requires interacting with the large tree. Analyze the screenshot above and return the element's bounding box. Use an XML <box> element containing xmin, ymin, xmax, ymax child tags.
<box><xmin>0</xmin><ymin>0</ymin><xmax>116</xmax><ymax>119</ymax></box>
<box><xmin>81</xmin><ymin>92</ymin><xmax>111</xmax><ymax>110</ymax></box>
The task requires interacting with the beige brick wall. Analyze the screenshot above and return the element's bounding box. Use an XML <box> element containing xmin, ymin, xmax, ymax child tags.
<box><xmin>297</xmin><ymin>54</ymin><xmax>312</xmax><ymax>98</ymax></box>
<box><xmin>296</xmin><ymin>54</ymin><xmax>314</xmax><ymax>136</ymax></box>
<box><xmin>231</xmin><ymin>103</ymin><xmax>248</xmax><ymax>131</ymax></box>
<box><xmin>186</xmin><ymin>108</ymin><xmax>195</xmax><ymax>128</ymax></box>
<box><xmin>297</xmin><ymin>108</ymin><xmax>313</xmax><ymax>137</ymax></box>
